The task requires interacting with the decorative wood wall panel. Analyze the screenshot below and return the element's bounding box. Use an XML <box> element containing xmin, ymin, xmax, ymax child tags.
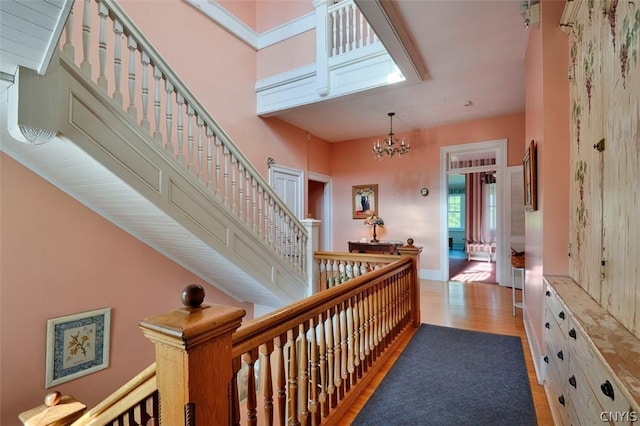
<box><xmin>566</xmin><ymin>0</ymin><xmax>640</xmax><ymax>337</ymax></box>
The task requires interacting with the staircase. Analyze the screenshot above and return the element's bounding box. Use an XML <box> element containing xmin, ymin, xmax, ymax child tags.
<box><xmin>1</xmin><ymin>0</ymin><xmax>405</xmax><ymax>307</ymax></box>
<box><xmin>2</xmin><ymin>0</ymin><xmax>312</xmax><ymax>308</ymax></box>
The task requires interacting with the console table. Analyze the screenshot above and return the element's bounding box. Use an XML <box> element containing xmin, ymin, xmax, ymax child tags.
<box><xmin>348</xmin><ymin>241</ymin><xmax>403</xmax><ymax>255</ymax></box>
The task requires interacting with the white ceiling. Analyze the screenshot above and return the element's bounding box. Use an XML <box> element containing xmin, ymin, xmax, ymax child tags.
<box><xmin>272</xmin><ymin>0</ymin><xmax>530</xmax><ymax>142</ymax></box>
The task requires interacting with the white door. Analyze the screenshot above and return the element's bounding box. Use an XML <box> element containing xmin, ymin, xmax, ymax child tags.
<box><xmin>269</xmin><ymin>164</ymin><xmax>304</xmax><ymax>219</ymax></box>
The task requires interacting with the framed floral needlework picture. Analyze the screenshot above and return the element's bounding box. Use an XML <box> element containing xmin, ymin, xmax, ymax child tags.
<box><xmin>45</xmin><ymin>308</ymin><xmax>111</xmax><ymax>387</ymax></box>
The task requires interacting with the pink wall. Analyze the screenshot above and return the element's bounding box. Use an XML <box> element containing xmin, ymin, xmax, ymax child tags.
<box><xmin>257</xmin><ymin>30</ymin><xmax>316</xmax><ymax>79</ymax></box>
<box><xmin>218</xmin><ymin>0</ymin><xmax>257</xmax><ymax>30</ymax></box>
<box><xmin>523</xmin><ymin>0</ymin><xmax>571</xmax><ymax>359</ymax></box>
<box><xmin>329</xmin><ymin>113</ymin><xmax>525</xmax><ymax>270</ymax></box>
<box><xmin>0</xmin><ymin>154</ymin><xmax>251</xmax><ymax>425</ymax></box>
<box><xmin>256</xmin><ymin>0</ymin><xmax>314</xmax><ymax>33</ymax></box>
<box><xmin>119</xmin><ymin>0</ymin><xmax>331</xmax><ymax>200</ymax></box>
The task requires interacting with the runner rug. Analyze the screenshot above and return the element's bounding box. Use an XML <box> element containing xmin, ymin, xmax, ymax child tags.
<box><xmin>352</xmin><ymin>324</ymin><xmax>537</xmax><ymax>425</ymax></box>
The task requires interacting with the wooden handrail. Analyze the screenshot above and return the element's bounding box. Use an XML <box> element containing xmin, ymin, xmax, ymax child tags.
<box><xmin>70</xmin><ymin>363</ymin><xmax>158</xmax><ymax>426</ymax></box>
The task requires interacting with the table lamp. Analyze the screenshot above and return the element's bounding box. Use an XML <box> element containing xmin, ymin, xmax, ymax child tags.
<box><xmin>364</xmin><ymin>214</ymin><xmax>384</xmax><ymax>242</ymax></box>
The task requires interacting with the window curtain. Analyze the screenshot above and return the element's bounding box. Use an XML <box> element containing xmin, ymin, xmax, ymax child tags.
<box><xmin>465</xmin><ymin>172</ymin><xmax>497</xmax><ymax>245</ymax></box>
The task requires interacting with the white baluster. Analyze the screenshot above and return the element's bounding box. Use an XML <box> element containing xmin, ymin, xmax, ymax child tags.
<box><xmin>350</xmin><ymin>4</ymin><xmax>356</xmax><ymax>51</ymax></box>
<box><xmin>231</xmin><ymin>157</ymin><xmax>237</xmax><ymax>213</ymax></box>
<box><xmin>186</xmin><ymin>105</ymin><xmax>195</xmax><ymax>172</ymax></box>
<box><xmin>331</xmin><ymin>11</ymin><xmax>338</xmax><ymax>57</ymax></box>
<box><xmin>127</xmin><ymin>36</ymin><xmax>138</xmax><ymax>118</ymax></box>
<box><xmin>152</xmin><ymin>66</ymin><xmax>162</xmax><ymax>142</ymax></box>
<box><xmin>358</xmin><ymin>11</ymin><xmax>364</xmax><ymax>48</ymax></box>
<box><xmin>112</xmin><ymin>19</ymin><xmax>123</xmax><ymax>106</ymax></box>
<box><xmin>164</xmin><ymin>80</ymin><xmax>174</xmax><ymax>154</ymax></box>
<box><xmin>237</xmin><ymin>163</ymin><xmax>244</xmax><ymax>221</ymax></box>
<box><xmin>176</xmin><ymin>93</ymin><xmax>185</xmax><ymax>163</ymax></box>
<box><xmin>252</xmin><ymin>177</ymin><xmax>258</xmax><ymax>232</ymax></box>
<box><xmin>223</xmin><ymin>147</ymin><xmax>230</xmax><ymax>207</ymax></box>
<box><xmin>246</xmin><ymin>169</ymin><xmax>252</xmax><ymax>227</ymax></box>
<box><xmin>97</xmin><ymin>2</ymin><xmax>108</xmax><ymax>90</ymax></box>
<box><xmin>196</xmin><ymin>117</ymin><xmax>204</xmax><ymax>181</ymax></box>
<box><xmin>140</xmin><ymin>52</ymin><xmax>151</xmax><ymax>131</ymax></box>
<box><xmin>62</xmin><ymin>8</ymin><xmax>74</xmax><ymax>60</ymax></box>
<box><xmin>206</xmin><ymin>129</ymin><xmax>214</xmax><ymax>190</ymax></box>
<box><xmin>81</xmin><ymin>0</ymin><xmax>92</xmax><ymax>76</ymax></box>
<box><xmin>338</xmin><ymin>8</ymin><xmax>344</xmax><ymax>55</ymax></box>
<box><xmin>215</xmin><ymin>136</ymin><xmax>222</xmax><ymax>196</ymax></box>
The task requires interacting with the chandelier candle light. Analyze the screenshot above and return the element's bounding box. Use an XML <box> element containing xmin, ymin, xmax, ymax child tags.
<box><xmin>364</xmin><ymin>214</ymin><xmax>384</xmax><ymax>242</ymax></box>
<box><xmin>372</xmin><ymin>112</ymin><xmax>411</xmax><ymax>160</ymax></box>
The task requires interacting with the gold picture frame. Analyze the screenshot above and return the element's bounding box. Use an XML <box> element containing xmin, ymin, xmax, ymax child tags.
<box><xmin>523</xmin><ymin>140</ymin><xmax>537</xmax><ymax>212</ymax></box>
<box><xmin>352</xmin><ymin>184</ymin><xmax>378</xmax><ymax>219</ymax></box>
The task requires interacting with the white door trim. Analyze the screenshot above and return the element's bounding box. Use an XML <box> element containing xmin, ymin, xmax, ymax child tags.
<box><xmin>440</xmin><ymin>139</ymin><xmax>508</xmax><ymax>284</ymax></box>
<box><xmin>308</xmin><ymin>171</ymin><xmax>333</xmax><ymax>251</ymax></box>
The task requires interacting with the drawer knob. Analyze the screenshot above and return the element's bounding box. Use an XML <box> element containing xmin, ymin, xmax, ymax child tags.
<box><xmin>601</xmin><ymin>380</ymin><xmax>615</xmax><ymax>400</ymax></box>
<box><xmin>559</xmin><ymin>311</ymin><xmax>565</xmax><ymax>320</ymax></box>
<box><xmin>558</xmin><ymin>395</ymin><xmax>565</xmax><ymax>406</ymax></box>
<box><xmin>545</xmin><ymin>322</ymin><xmax>550</xmax><ymax>329</ymax></box>
<box><xmin>557</xmin><ymin>350</ymin><xmax>564</xmax><ymax>360</ymax></box>
<box><xmin>569</xmin><ymin>375</ymin><xmax>576</xmax><ymax>388</ymax></box>
<box><xmin>569</xmin><ymin>329</ymin><xmax>577</xmax><ymax>339</ymax></box>
<box><xmin>543</xmin><ymin>356</ymin><xmax>549</xmax><ymax>364</ymax></box>
<box><xmin>546</xmin><ymin>290</ymin><xmax>551</xmax><ymax>297</ymax></box>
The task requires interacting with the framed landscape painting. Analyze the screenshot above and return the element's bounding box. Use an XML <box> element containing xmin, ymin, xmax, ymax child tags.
<box><xmin>45</xmin><ymin>307</ymin><xmax>111</xmax><ymax>387</ymax></box>
<box><xmin>523</xmin><ymin>140</ymin><xmax>537</xmax><ymax>212</ymax></box>
<box><xmin>352</xmin><ymin>184</ymin><xmax>378</xmax><ymax>219</ymax></box>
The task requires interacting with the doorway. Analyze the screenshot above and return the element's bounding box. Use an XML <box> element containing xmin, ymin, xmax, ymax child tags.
<box><xmin>308</xmin><ymin>172</ymin><xmax>332</xmax><ymax>252</ymax></box>
<box><xmin>440</xmin><ymin>139</ymin><xmax>508</xmax><ymax>285</ymax></box>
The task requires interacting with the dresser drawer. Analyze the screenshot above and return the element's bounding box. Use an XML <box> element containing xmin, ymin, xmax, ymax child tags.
<box><xmin>567</xmin><ymin>357</ymin><xmax>605</xmax><ymax>426</ymax></box>
<box><xmin>545</xmin><ymin>287</ymin><xmax>569</xmax><ymax>335</ymax></box>
<box><xmin>568</xmin><ymin>319</ymin><xmax>636</xmax><ymax>421</ymax></box>
<box><xmin>545</xmin><ymin>343</ymin><xmax>571</xmax><ymax>426</ymax></box>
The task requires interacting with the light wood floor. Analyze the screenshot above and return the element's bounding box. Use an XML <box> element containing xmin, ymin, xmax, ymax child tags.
<box><xmin>340</xmin><ymin>279</ymin><xmax>554</xmax><ymax>425</ymax></box>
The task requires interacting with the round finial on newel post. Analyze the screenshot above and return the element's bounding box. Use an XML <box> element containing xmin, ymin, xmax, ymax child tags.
<box><xmin>406</xmin><ymin>238</ymin><xmax>415</xmax><ymax>247</ymax></box>
<box><xmin>181</xmin><ymin>284</ymin><xmax>205</xmax><ymax>308</ymax></box>
<box><xmin>44</xmin><ymin>390</ymin><xmax>62</xmax><ymax>407</ymax></box>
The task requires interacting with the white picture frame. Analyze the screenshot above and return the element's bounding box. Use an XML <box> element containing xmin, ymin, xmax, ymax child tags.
<box><xmin>45</xmin><ymin>307</ymin><xmax>111</xmax><ymax>388</ymax></box>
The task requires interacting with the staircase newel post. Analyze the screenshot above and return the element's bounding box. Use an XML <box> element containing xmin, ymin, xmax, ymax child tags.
<box><xmin>397</xmin><ymin>238</ymin><xmax>422</xmax><ymax>327</ymax></box>
<box><xmin>302</xmin><ymin>218</ymin><xmax>321</xmax><ymax>295</ymax></box>
<box><xmin>139</xmin><ymin>284</ymin><xmax>245</xmax><ymax>425</ymax></box>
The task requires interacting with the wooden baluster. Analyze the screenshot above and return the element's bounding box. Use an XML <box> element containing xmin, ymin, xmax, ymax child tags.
<box><xmin>127</xmin><ymin>36</ymin><xmax>138</xmax><ymax>118</ymax></box>
<box><xmin>275</xmin><ymin>334</ymin><xmax>287</xmax><ymax>426</ymax></box>
<box><xmin>260</xmin><ymin>342</ymin><xmax>274</xmax><ymax>426</ymax></box>
<box><xmin>361</xmin><ymin>291</ymin><xmax>370</xmax><ymax>372</ymax></box>
<box><xmin>81</xmin><ymin>0</ymin><xmax>92</xmax><ymax>76</ymax></box>
<box><xmin>325</xmin><ymin>309</ymin><xmax>336</xmax><ymax>409</ymax></box>
<box><xmin>140</xmin><ymin>52</ymin><xmax>151</xmax><ymax>131</ymax></box>
<box><xmin>164</xmin><ymin>81</ymin><xmax>174</xmax><ymax>154</ymax></box>
<box><xmin>243</xmin><ymin>350</ymin><xmax>259</xmax><ymax>426</ymax></box>
<box><xmin>176</xmin><ymin>93</ymin><xmax>185</xmax><ymax>163</ymax></box>
<box><xmin>112</xmin><ymin>19</ymin><xmax>123</xmax><ymax>106</ymax></box>
<box><xmin>152</xmin><ymin>66</ymin><xmax>162</xmax><ymax>142</ymax></box>
<box><xmin>287</xmin><ymin>329</ymin><xmax>300</xmax><ymax>426</ymax></box>
<box><xmin>308</xmin><ymin>317</ymin><xmax>320</xmax><ymax>425</ymax></box>
<box><xmin>339</xmin><ymin>303</ymin><xmax>349</xmax><ymax>397</ymax></box>
<box><xmin>231</xmin><ymin>356</ymin><xmax>242</xmax><ymax>426</ymax></box>
<box><xmin>97</xmin><ymin>1</ymin><xmax>108</xmax><ymax>90</ymax></box>
<box><xmin>298</xmin><ymin>324</ymin><xmax>309</xmax><ymax>425</ymax></box>
<box><xmin>317</xmin><ymin>313</ymin><xmax>328</xmax><ymax>420</ymax></box>
<box><xmin>62</xmin><ymin>7</ymin><xmax>75</xmax><ymax>60</ymax></box>
<box><xmin>196</xmin><ymin>117</ymin><xmax>204</xmax><ymax>181</ymax></box>
<box><xmin>186</xmin><ymin>105</ymin><xmax>195</xmax><ymax>172</ymax></box>
<box><xmin>350</xmin><ymin>297</ymin><xmax>359</xmax><ymax>383</ymax></box>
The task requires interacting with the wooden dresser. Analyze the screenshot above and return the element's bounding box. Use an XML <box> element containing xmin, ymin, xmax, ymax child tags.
<box><xmin>348</xmin><ymin>241</ymin><xmax>402</xmax><ymax>255</ymax></box>
<box><xmin>544</xmin><ymin>276</ymin><xmax>640</xmax><ymax>425</ymax></box>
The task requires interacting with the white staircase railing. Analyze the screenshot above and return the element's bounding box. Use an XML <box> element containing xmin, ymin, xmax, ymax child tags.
<box><xmin>60</xmin><ymin>0</ymin><xmax>308</xmax><ymax>277</ymax></box>
<box><xmin>328</xmin><ymin>0</ymin><xmax>379</xmax><ymax>58</ymax></box>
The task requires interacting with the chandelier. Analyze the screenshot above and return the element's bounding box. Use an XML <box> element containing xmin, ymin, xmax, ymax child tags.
<box><xmin>372</xmin><ymin>112</ymin><xmax>411</xmax><ymax>160</ymax></box>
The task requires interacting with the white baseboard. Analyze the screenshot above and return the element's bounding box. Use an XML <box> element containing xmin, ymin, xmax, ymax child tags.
<box><xmin>524</xmin><ymin>308</ymin><xmax>546</xmax><ymax>385</ymax></box>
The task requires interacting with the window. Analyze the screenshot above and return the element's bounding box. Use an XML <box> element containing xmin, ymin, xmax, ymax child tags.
<box><xmin>486</xmin><ymin>183</ymin><xmax>497</xmax><ymax>237</ymax></box>
<box><xmin>448</xmin><ymin>194</ymin><xmax>464</xmax><ymax>228</ymax></box>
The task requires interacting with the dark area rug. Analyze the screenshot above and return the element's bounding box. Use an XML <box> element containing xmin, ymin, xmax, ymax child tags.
<box><xmin>352</xmin><ymin>324</ymin><xmax>536</xmax><ymax>426</ymax></box>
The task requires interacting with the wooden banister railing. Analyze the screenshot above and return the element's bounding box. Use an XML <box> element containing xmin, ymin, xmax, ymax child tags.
<box><xmin>135</xmin><ymin>243</ymin><xmax>421</xmax><ymax>425</ymax></box>
<box><xmin>314</xmin><ymin>251</ymin><xmax>399</xmax><ymax>291</ymax></box>
<box><xmin>70</xmin><ymin>363</ymin><xmax>158</xmax><ymax>425</ymax></box>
